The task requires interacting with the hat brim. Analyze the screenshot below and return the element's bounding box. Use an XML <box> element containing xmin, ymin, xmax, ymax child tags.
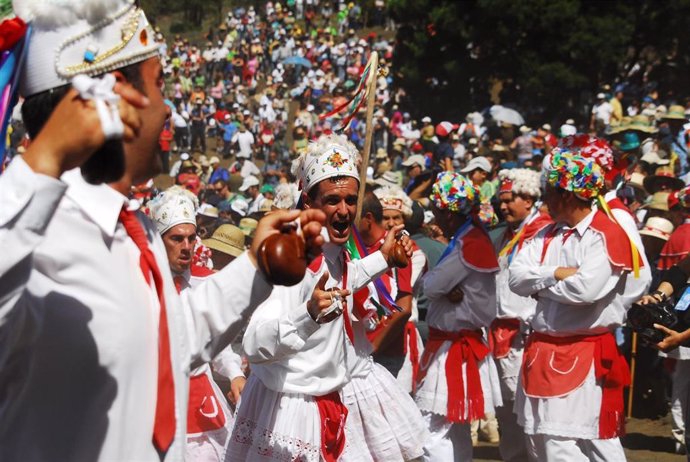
<box><xmin>639</xmin><ymin>229</ymin><xmax>670</xmax><ymax>241</ymax></box>
<box><xmin>643</xmin><ymin>176</ymin><xmax>685</xmax><ymax>193</ymax></box>
<box><xmin>202</xmin><ymin>238</ymin><xmax>244</xmax><ymax>257</ymax></box>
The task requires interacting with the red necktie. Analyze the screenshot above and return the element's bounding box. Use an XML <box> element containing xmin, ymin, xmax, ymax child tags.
<box><xmin>118</xmin><ymin>209</ymin><xmax>176</xmax><ymax>454</ymax></box>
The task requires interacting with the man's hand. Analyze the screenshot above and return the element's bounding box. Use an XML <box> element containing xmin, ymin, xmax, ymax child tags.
<box><xmin>446</xmin><ymin>285</ymin><xmax>464</xmax><ymax>303</ymax></box>
<box><xmin>554</xmin><ymin>267</ymin><xmax>578</xmax><ymax>281</ymax></box>
<box><xmin>250</xmin><ymin>208</ymin><xmax>326</xmax><ymax>268</ymax></box>
<box><xmin>652</xmin><ymin>324</ymin><xmax>690</xmax><ymax>352</ymax></box>
<box><xmin>380</xmin><ymin>224</ymin><xmax>413</xmax><ymax>266</ymax></box>
<box><xmin>23</xmin><ymin>81</ymin><xmax>149</xmax><ymax>178</ymax></box>
<box><xmin>307</xmin><ymin>271</ymin><xmax>350</xmax><ymax>323</ymax></box>
<box><xmin>227</xmin><ymin>376</ymin><xmax>247</xmax><ymax>406</ymax></box>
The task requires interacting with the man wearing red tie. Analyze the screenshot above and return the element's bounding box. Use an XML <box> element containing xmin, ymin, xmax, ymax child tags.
<box><xmin>0</xmin><ymin>1</ymin><xmax>325</xmax><ymax>460</ymax></box>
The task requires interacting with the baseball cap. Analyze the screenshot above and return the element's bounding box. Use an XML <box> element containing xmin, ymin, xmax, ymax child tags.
<box><xmin>402</xmin><ymin>154</ymin><xmax>426</xmax><ymax>169</ymax></box>
<box><xmin>239</xmin><ymin>175</ymin><xmax>260</xmax><ymax>192</ymax></box>
<box><xmin>460</xmin><ymin>156</ymin><xmax>492</xmax><ymax>173</ymax></box>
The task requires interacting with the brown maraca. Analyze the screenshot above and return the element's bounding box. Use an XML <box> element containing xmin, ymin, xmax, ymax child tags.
<box><xmin>388</xmin><ymin>231</ymin><xmax>409</xmax><ymax>268</ymax></box>
<box><xmin>256</xmin><ymin>225</ymin><xmax>307</xmax><ymax>286</ymax></box>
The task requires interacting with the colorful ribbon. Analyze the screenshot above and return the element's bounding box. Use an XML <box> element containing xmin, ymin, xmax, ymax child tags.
<box><xmin>596</xmin><ymin>195</ymin><xmax>640</xmax><ymax>278</ymax></box>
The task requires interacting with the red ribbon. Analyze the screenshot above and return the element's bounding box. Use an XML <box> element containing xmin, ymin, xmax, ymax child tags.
<box><xmin>0</xmin><ymin>17</ymin><xmax>26</xmax><ymax>53</ymax></box>
<box><xmin>403</xmin><ymin>321</ymin><xmax>420</xmax><ymax>394</ymax></box>
<box><xmin>417</xmin><ymin>328</ymin><xmax>489</xmax><ymax>423</ymax></box>
<box><xmin>314</xmin><ymin>392</ymin><xmax>348</xmax><ymax>462</ymax></box>
<box><xmin>489</xmin><ymin>318</ymin><xmax>521</xmax><ymax>359</ymax></box>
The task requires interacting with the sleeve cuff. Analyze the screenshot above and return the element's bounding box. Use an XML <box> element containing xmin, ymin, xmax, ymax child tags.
<box><xmin>363</xmin><ymin>250</ymin><xmax>389</xmax><ymax>279</ymax></box>
<box><xmin>535</xmin><ymin>266</ymin><xmax>558</xmax><ymax>290</ymax></box>
<box><xmin>287</xmin><ymin>302</ymin><xmax>320</xmax><ymax>340</ymax></box>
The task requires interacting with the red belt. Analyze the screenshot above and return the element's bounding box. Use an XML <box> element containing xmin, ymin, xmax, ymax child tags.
<box><xmin>489</xmin><ymin>318</ymin><xmax>521</xmax><ymax>359</ymax></box>
<box><xmin>314</xmin><ymin>391</ymin><xmax>348</xmax><ymax>462</ymax></box>
<box><xmin>525</xmin><ymin>331</ymin><xmax>630</xmax><ymax>439</ymax></box>
<box><xmin>418</xmin><ymin>328</ymin><xmax>489</xmax><ymax>423</ymax></box>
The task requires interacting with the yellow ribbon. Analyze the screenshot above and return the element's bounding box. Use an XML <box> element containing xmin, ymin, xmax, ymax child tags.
<box><xmin>596</xmin><ymin>195</ymin><xmax>640</xmax><ymax>278</ymax></box>
<box><xmin>498</xmin><ymin>227</ymin><xmax>524</xmax><ymax>258</ymax></box>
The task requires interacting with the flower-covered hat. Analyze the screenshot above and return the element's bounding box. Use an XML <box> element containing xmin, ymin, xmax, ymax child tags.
<box><xmin>668</xmin><ymin>184</ymin><xmax>690</xmax><ymax>210</ymax></box>
<box><xmin>498</xmin><ymin>168</ymin><xmax>542</xmax><ymax>198</ymax></box>
<box><xmin>558</xmin><ymin>134</ymin><xmax>613</xmax><ymax>172</ymax></box>
<box><xmin>430</xmin><ymin>171</ymin><xmax>480</xmax><ymax>215</ymax></box>
<box><xmin>543</xmin><ymin>150</ymin><xmax>605</xmax><ymax>200</ymax></box>
<box><xmin>291</xmin><ymin>133</ymin><xmax>361</xmax><ymax>192</ymax></box>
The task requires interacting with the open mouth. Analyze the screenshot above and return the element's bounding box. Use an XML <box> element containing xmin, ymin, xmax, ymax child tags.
<box><xmin>331</xmin><ymin>221</ymin><xmax>349</xmax><ymax>234</ymax></box>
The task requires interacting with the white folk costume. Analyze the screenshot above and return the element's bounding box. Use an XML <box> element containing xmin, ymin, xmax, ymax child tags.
<box><xmin>509</xmin><ymin>150</ymin><xmax>650</xmax><ymax>461</ymax></box>
<box><xmin>0</xmin><ymin>3</ymin><xmax>271</xmax><ymax>459</ymax></box>
<box><xmin>149</xmin><ymin>188</ymin><xmax>245</xmax><ymax>462</ymax></box>
<box><xmin>493</xmin><ymin>169</ymin><xmax>552</xmax><ymax>462</ymax></box>
<box><xmin>229</xmin><ymin>135</ymin><xmax>387</xmax><ymax>461</ymax></box>
<box><xmin>372</xmin><ymin>186</ymin><xmax>427</xmax><ymax>393</ymax></box>
<box><xmin>415</xmin><ymin>172</ymin><xmax>502</xmax><ymax>462</ymax></box>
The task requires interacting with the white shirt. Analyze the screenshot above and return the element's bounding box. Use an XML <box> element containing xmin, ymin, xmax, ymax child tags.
<box><xmin>0</xmin><ymin>158</ymin><xmax>271</xmax><ymax>461</ymax></box>
<box><xmin>247</xmin><ymin>193</ymin><xmax>266</xmax><ymax>215</ymax></box>
<box><xmin>232</xmin><ymin>130</ymin><xmax>255</xmax><ymax>158</ymax></box>
<box><xmin>423</xmin><ymin>225</ymin><xmax>498</xmax><ymax>331</ymax></box>
<box><xmin>592</xmin><ymin>101</ymin><xmax>613</xmax><ymax>124</ymax></box>
<box><xmin>243</xmin><ymin>243</ymin><xmax>387</xmax><ymax>395</ymax></box>
<box><xmin>239</xmin><ymin>159</ymin><xmax>261</xmax><ymax>178</ymax></box>
<box><xmin>509</xmin><ymin>210</ymin><xmax>650</xmax><ymax>336</ymax></box>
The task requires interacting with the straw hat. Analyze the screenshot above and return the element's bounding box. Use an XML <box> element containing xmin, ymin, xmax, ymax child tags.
<box><xmin>660</xmin><ymin>105</ymin><xmax>688</xmax><ymax>121</ymax></box>
<box><xmin>202</xmin><ymin>224</ymin><xmax>245</xmax><ymax>257</ymax></box>
<box><xmin>639</xmin><ymin>217</ymin><xmax>674</xmax><ymax>241</ymax></box>
<box><xmin>629</xmin><ymin>115</ymin><xmax>658</xmax><ymax>134</ymax></box>
<box><xmin>643</xmin><ymin>191</ymin><xmax>671</xmax><ymax>211</ymax></box>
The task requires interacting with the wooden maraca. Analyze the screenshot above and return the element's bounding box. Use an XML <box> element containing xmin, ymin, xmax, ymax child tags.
<box><xmin>388</xmin><ymin>231</ymin><xmax>409</xmax><ymax>268</ymax></box>
<box><xmin>256</xmin><ymin>225</ymin><xmax>307</xmax><ymax>286</ymax></box>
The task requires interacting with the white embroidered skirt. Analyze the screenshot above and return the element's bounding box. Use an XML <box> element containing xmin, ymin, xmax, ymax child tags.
<box><xmin>340</xmin><ymin>362</ymin><xmax>429</xmax><ymax>461</ymax></box>
<box><xmin>396</xmin><ymin>324</ymin><xmax>425</xmax><ymax>394</ymax></box>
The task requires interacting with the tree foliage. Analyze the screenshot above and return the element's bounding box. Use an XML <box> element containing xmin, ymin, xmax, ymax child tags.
<box><xmin>388</xmin><ymin>0</ymin><xmax>690</xmax><ymax>123</ymax></box>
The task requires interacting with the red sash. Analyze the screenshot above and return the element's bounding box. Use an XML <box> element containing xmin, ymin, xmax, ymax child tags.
<box><xmin>314</xmin><ymin>392</ymin><xmax>348</xmax><ymax>462</ymax></box>
<box><xmin>186</xmin><ymin>373</ymin><xmax>227</xmax><ymax>434</ymax></box>
<box><xmin>417</xmin><ymin>328</ymin><xmax>489</xmax><ymax>423</ymax></box>
<box><xmin>402</xmin><ymin>321</ymin><xmax>421</xmax><ymax>393</ymax></box>
<box><xmin>489</xmin><ymin>318</ymin><xmax>521</xmax><ymax>359</ymax></box>
<box><xmin>522</xmin><ymin>332</ymin><xmax>630</xmax><ymax>439</ymax></box>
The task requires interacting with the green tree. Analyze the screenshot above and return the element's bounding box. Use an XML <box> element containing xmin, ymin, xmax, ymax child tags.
<box><xmin>388</xmin><ymin>0</ymin><xmax>690</xmax><ymax>124</ymax></box>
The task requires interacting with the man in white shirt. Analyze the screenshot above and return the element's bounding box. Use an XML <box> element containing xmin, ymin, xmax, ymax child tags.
<box><xmin>509</xmin><ymin>151</ymin><xmax>650</xmax><ymax>461</ymax></box>
<box><xmin>229</xmin><ymin>134</ymin><xmax>419</xmax><ymax>461</ymax></box>
<box><xmin>239</xmin><ymin>175</ymin><xmax>266</xmax><ymax>215</ymax></box>
<box><xmin>0</xmin><ymin>2</ymin><xmax>325</xmax><ymax>460</ymax></box>
<box><xmin>590</xmin><ymin>93</ymin><xmax>613</xmax><ymax>136</ymax></box>
<box><xmin>232</xmin><ymin>124</ymin><xmax>255</xmax><ymax>159</ymax></box>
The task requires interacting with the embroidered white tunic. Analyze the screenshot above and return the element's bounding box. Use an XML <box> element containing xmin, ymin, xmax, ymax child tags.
<box><xmin>0</xmin><ymin>158</ymin><xmax>272</xmax><ymax>461</ymax></box>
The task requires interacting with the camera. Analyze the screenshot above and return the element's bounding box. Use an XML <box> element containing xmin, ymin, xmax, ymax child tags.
<box><xmin>627</xmin><ymin>299</ymin><xmax>682</xmax><ymax>344</ymax></box>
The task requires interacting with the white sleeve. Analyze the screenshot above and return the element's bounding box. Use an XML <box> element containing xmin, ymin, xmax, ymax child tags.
<box><xmin>181</xmin><ymin>251</ymin><xmax>274</xmax><ymax>367</ymax></box>
<box><xmin>212</xmin><ymin>347</ymin><xmax>244</xmax><ymax>380</ymax></box>
<box><xmin>242</xmin><ymin>285</ymin><xmax>321</xmax><ymax>364</ymax></box>
<box><xmin>538</xmin><ymin>235</ymin><xmax>622</xmax><ymax>305</ymax></box>
<box><xmin>347</xmin><ymin>250</ymin><xmax>389</xmax><ymax>292</ymax></box>
<box><xmin>0</xmin><ymin>157</ymin><xmax>68</xmax><ymax>370</ymax></box>
<box><xmin>508</xmin><ymin>233</ymin><xmax>559</xmax><ymax>297</ymax></box>
<box><xmin>422</xmin><ymin>247</ymin><xmax>469</xmax><ymax>299</ymax></box>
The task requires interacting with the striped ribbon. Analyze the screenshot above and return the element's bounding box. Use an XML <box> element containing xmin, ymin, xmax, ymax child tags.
<box><xmin>320</xmin><ymin>56</ymin><xmax>374</xmax><ymax>131</ymax></box>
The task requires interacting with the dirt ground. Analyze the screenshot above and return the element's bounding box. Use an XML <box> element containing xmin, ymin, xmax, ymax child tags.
<box><xmin>474</xmin><ymin>415</ymin><xmax>685</xmax><ymax>461</ymax></box>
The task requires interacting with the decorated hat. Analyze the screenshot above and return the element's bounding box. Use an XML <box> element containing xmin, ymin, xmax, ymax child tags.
<box><xmin>558</xmin><ymin>134</ymin><xmax>613</xmax><ymax>172</ymax></box>
<box><xmin>291</xmin><ymin>133</ymin><xmax>360</xmax><ymax>192</ymax></box>
<box><xmin>272</xmin><ymin>183</ymin><xmax>299</xmax><ymax>210</ymax></box>
<box><xmin>543</xmin><ymin>150</ymin><xmax>605</xmax><ymax>200</ymax></box>
<box><xmin>148</xmin><ymin>185</ymin><xmax>198</xmax><ymax>235</ymax></box>
<box><xmin>668</xmin><ymin>185</ymin><xmax>690</xmax><ymax>210</ymax></box>
<box><xmin>15</xmin><ymin>0</ymin><xmax>162</xmax><ymax>97</ymax></box>
<box><xmin>430</xmin><ymin>171</ymin><xmax>480</xmax><ymax>215</ymax></box>
<box><xmin>435</xmin><ymin>121</ymin><xmax>458</xmax><ymax>137</ymax></box>
<box><xmin>498</xmin><ymin>168</ymin><xmax>542</xmax><ymax>198</ymax></box>
<box><xmin>373</xmin><ymin>185</ymin><xmax>413</xmax><ymax>217</ymax></box>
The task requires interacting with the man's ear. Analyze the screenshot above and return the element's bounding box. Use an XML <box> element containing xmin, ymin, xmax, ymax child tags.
<box><xmin>302</xmin><ymin>192</ymin><xmax>312</xmax><ymax>209</ymax></box>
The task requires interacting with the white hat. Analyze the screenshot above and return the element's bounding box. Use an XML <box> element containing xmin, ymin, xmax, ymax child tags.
<box><xmin>197</xmin><ymin>203</ymin><xmax>219</xmax><ymax>218</ymax></box>
<box><xmin>239</xmin><ymin>175</ymin><xmax>260</xmax><ymax>192</ymax></box>
<box><xmin>230</xmin><ymin>198</ymin><xmax>249</xmax><ymax>217</ymax></box>
<box><xmin>373</xmin><ymin>171</ymin><xmax>402</xmax><ymax>188</ymax></box>
<box><xmin>460</xmin><ymin>156</ymin><xmax>492</xmax><ymax>173</ymax></box>
<box><xmin>16</xmin><ymin>0</ymin><xmax>162</xmax><ymax>97</ymax></box>
<box><xmin>421</xmin><ymin>116</ymin><xmax>432</xmax><ymax>124</ymax></box>
<box><xmin>273</xmin><ymin>183</ymin><xmax>299</xmax><ymax>210</ymax></box>
<box><xmin>565</xmin><ymin>118</ymin><xmax>575</xmax><ymax>125</ymax></box>
<box><xmin>639</xmin><ymin>217</ymin><xmax>674</xmax><ymax>241</ymax></box>
<box><xmin>597</xmin><ymin>93</ymin><xmax>606</xmax><ymax>99</ymax></box>
<box><xmin>374</xmin><ymin>186</ymin><xmax>413</xmax><ymax>217</ymax></box>
<box><xmin>401</xmin><ymin>154</ymin><xmax>426</xmax><ymax>168</ymax></box>
<box><xmin>180</xmin><ymin>152</ymin><xmax>191</xmax><ymax>161</ymax></box>
<box><xmin>149</xmin><ymin>186</ymin><xmax>198</xmax><ymax>235</ymax></box>
<box><xmin>498</xmin><ymin>168</ymin><xmax>541</xmax><ymax>198</ymax></box>
<box><xmin>291</xmin><ymin>134</ymin><xmax>361</xmax><ymax>193</ymax></box>
<box><xmin>640</xmin><ymin>150</ymin><xmax>671</xmax><ymax>166</ymax></box>
<box><xmin>542</xmin><ymin>123</ymin><xmax>552</xmax><ymax>131</ymax></box>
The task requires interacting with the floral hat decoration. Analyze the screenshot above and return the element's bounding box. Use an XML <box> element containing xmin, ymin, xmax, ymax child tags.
<box><xmin>291</xmin><ymin>133</ymin><xmax>361</xmax><ymax>192</ymax></box>
<box><xmin>543</xmin><ymin>150</ymin><xmax>605</xmax><ymax>201</ymax></box>
<box><xmin>668</xmin><ymin>184</ymin><xmax>690</xmax><ymax>210</ymax></box>
<box><xmin>558</xmin><ymin>134</ymin><xmax>614</xmax><ymax>172</ymax></box>
<box><xmin>430</xmin><ymin>171</ymin><xmax>480</xmax><ymax>215</ymax></box>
